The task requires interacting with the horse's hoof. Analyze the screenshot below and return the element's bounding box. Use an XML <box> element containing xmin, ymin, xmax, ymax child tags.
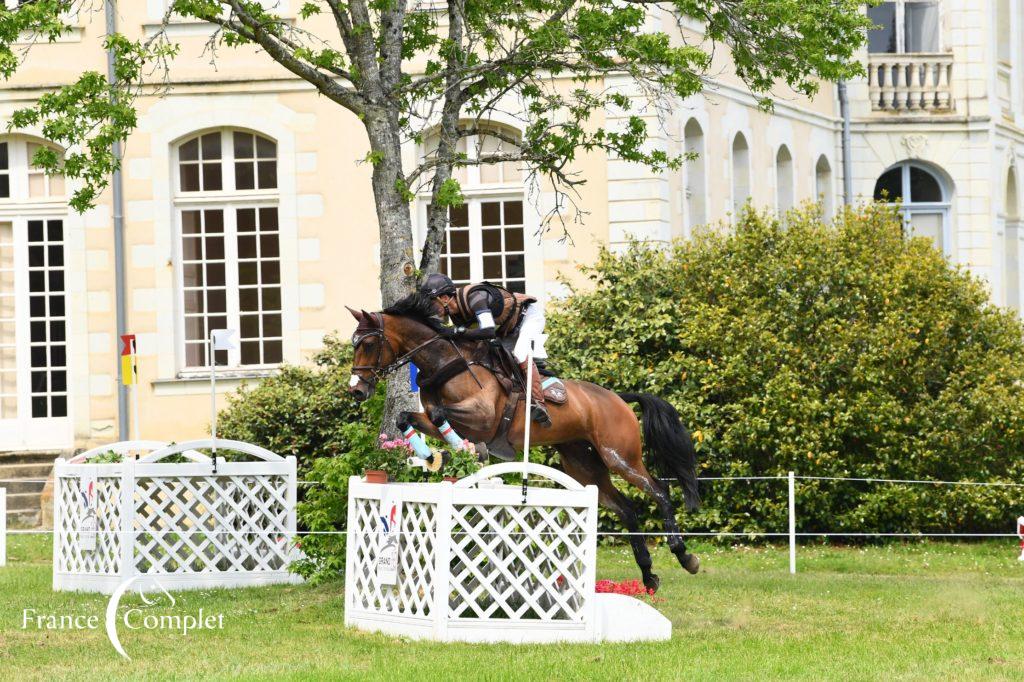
<box><xmin>473</xmin><ymin>442</ymin><xmax>489</xmax><ymax>463</ymax></box>
<box><xmin>643</xmin><ymin>573</ymin><xmax>661</xmax><ymax>593</ymax></box>
<box><xmin>682</xmin><ymin>553</ymin><xmax>700</xmax><ymax>575</ymax></box>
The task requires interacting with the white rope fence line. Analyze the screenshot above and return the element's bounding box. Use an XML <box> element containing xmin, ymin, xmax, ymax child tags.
<box><xmin>4</xmin><ymin>529</ymin><xmax>1022</xmax><ymax>536</ymax></box>
<box><xmin>4</xmin><ymin>472</ymin><xmax>1022</xmax><ymax>574</ymax></box>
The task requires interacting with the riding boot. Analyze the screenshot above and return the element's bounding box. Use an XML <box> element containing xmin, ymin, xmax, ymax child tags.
<box><xmin>520</xmin><ymin>360</ymin><xmax>552</xmax><ymax>427</ymax></box>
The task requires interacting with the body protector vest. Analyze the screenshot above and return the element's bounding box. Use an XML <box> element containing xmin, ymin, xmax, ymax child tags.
<box><xmin>445</xmin><ymin>282</ymin><xmax>536</xmax><ymax>336</ymax></box>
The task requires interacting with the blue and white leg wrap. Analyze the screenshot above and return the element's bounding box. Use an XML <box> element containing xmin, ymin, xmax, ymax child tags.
<box><xmin>437</xmin><ymin>421</ymin><xmax>468</xmax><ymax>450</ymax></box>
<box><xmin>402</xmin><ymin>425</ymin><xmax>433</xmax><ymax>459</ymax></box>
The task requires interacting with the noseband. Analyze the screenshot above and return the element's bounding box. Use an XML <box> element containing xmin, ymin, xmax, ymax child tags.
<box><xmin>351</xmin><ymin>312</ymin><xmax>447</xmax><ymax>383</ymax></box>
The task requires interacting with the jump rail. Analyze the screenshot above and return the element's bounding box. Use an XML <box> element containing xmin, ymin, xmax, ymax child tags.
<box><xmin>454</xmin><ymin>462</ymin><xmax>584</xmax><ymax>491</ymax></box>
<box><xmin>70</xmin><ymin>440</ymin><xmax>209</xmax><ymax>464</ymax></box>
<box><xmin>141</xmin><ymin>439</ymin><xmax>285</xmax><ymax>464</ymax></box>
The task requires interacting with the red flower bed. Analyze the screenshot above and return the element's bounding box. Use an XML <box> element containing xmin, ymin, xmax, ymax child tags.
<box><xmin>595</xmin><ymin>579</ymin><xmax>656</xmax><ymax>598</ymax></box>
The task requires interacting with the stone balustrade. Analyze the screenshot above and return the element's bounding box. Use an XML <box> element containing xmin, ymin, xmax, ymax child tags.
<box><xmin>867</xmin><ymin>53</ymin><xmax>954</xmax><ymax>113</ymax></box>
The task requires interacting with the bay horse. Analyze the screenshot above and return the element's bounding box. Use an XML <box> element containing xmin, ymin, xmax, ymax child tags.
<box><xmin>345</xmin><ymin>295</ymin><xmax>701</xmax><ymax>591</ymax></box>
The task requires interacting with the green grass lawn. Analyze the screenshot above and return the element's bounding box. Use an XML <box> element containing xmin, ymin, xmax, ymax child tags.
<box><xmin>2</xmin><ymin>535</ymin><xmax>1023</xmax><ymax>681</ymax></box>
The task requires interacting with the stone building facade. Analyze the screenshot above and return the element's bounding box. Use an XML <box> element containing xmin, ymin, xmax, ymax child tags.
<box><xmin>0</xmin><ymin>1</ymin><xmax>1019</xmax><ymax>460</ymax></box>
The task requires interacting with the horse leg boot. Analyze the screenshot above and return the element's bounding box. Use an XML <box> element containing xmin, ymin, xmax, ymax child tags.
<box><xmin>396</xmin><ymin>411</ymin><xmax>448</xmax><ymax>472</ymax></box>
<box><xmin>428</xmin><ymin>406</ymin><xmax>477</xmax><ymax>453</ymax></box>
<box><xmin>520</xmin><ymin>361</ymin><xmax>552</xmax><ymax>427</ymax></box>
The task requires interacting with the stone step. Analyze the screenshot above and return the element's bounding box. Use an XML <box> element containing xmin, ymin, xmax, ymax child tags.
<box><xmin>4</xmin><ymin>490</ymin><xmax>43</xmax><ymax>512</ymax></box>
<box><xmin>0</xmin><ymin>462</ymin><xmax>55</xmax><ymax>483</ymax></box>
<box><xmin>0</xmin><ymin>479</ymin><xmax>46</xmax><ymax>495</ymax></box>
<box><xmin>0</xmin><ymin>451</ymin><xmax>61</xmax><ymax>466</ymax></box>
<box><xmin>6</xmin><ymin>507</ymin><xmax>41</xmax><ymax>529</ymax></box>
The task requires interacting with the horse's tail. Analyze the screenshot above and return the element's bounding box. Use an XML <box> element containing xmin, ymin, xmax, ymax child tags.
<box><xmin>618</xmin><ymin>392</ymin><xmax>700</xmax><ymax>511</ymax></box>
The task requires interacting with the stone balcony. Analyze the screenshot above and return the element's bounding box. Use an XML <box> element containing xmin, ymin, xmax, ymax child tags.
<box><xmin>866</xmin><ymin>53</ymin><xmax>955</xmax><ymax>113</ymax></box>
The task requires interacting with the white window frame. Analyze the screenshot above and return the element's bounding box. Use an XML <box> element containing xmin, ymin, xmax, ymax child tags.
<box><xmin>877</xmin><ymin>162</ymin><xmax>951</xmax><ymax>254</ymax></box>
<box><xmin>173</xmin><ymin>129</ymin><xmax>283</xmax><ymax>374</ymax></box>
<box><xmin>434</xmin><ymin>195</ymin><xmax>528</xmax><ymax>291</ymax></box>
<box><xmin>0</xmin><ymin>137</ymin><xmax>65</xmax><ymax>204</ymax></box>
<box><xmin>868</xmin><ymin>0</ymin><xmax>943</xmax><ymax>54</ymax></box>
<box><xmin>416</xmin><ymin>128</ymin><xmax>538</xmax><ymax>294</ymax></box>
<box><xmin>0</xmin><ymin>139</ymin><xmax>72</xmax><ymax>449</ymax></box>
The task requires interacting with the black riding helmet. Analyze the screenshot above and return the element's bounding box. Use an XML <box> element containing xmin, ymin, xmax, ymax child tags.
<box><xmin>422</xmin><ymin>272</ymin><xmax>457</xmax><ymax>298</ymax></box>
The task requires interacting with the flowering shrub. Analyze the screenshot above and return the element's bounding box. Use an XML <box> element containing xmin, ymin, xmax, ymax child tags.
<box><xmin>378</xmin><ymin>433</ymin><xmax>413</xmax><ymax>454</ymax></box>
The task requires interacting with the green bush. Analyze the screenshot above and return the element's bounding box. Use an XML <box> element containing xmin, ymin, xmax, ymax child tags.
<box><xmin>218</xmin><ymin>335</ymin><xmax>362</xmax><ymax>479</ymax></box>
<box><xmin>546</xmin><ymin>203</ymin><xmax>1024</xmax><ymax>538</ymax></box>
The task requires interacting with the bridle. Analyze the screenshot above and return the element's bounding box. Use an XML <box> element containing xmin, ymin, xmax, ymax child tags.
<box><xmin>351</xmin><ymin>312</ymin><xmax>450</xmax><ymax>386</ymax></box>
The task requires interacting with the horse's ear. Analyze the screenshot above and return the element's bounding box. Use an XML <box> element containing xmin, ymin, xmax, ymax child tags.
<box><xmin>346</xmin><ymin>306</ymin><xmax>363</xmax><ymax>322</ymax></box>
<box><xmin>361</xmin><ymin>309</ymin><xmax>377</xmax><ymax>327</ymax></box>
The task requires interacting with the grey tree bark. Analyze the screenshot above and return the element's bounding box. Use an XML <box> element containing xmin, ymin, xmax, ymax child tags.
<box><xmin>366</xmin><ymin>109</ymin><xmax>420</xmax><ymax>435</ymax></box>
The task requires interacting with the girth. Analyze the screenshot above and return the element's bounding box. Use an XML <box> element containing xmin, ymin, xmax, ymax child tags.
<box><xmin>482</xmin><ymin>390</ymin><xmax>522</xmax><ymax>461</ymax></box>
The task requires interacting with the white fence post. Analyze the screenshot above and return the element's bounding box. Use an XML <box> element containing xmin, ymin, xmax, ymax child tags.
<box><xmin>788</xmin><ymin>471</ymin><xmax>796</xmax><ymax>575</ymax></box>
<box><xmin>0</xmin><ymin>488</ymin><xmax>6</xmax><ymax>567</ymax></box>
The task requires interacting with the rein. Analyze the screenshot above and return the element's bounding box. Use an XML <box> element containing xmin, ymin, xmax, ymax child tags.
<box><xmin>352</xmin><ymin>312</ymin><xmax>481</xmax><ymax>388</ymax></box>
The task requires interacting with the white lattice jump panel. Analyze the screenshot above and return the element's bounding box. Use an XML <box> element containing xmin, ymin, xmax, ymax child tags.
<box><xmin>350</xmin><ymin>498</ymin><xmax>437</xmax><ymax>618</ymax></box>
<box><xmin>132</xmin><ymin>473</ymin><xmax>293</xmax><ymax>574</ymax></box>
<box><xmin>345</xmin><ymin>464</ymin><xmax>601</xmax><ymax>643</ymax></box>
<box><xmin>448</xmin><ymin>502</ymin><xmax>591</xmax><ymax>622</ymax></box>
<box><xmin>52</xmin><ymin>440</ymin><xmax>300</xmax><ymax>593</ymax></box>
<box><xmin>54</xmin><ymin>471</ymin><xmax>123</xmax><ymax>576</ymax></box>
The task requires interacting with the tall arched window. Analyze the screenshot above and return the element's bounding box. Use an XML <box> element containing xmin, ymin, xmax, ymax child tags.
<box><xmin>873</xmin><ymin>161</ymin><xmax>950</xmax><ymax>252</ymax></box>
<box><xmin>421</xmin><ymin>127</ymin><xmax>526</xmax><ymax>293</ymax></box>
<box><xmin>0</xmin><ymin>136</ymin><xmax>70</xmax><ymax>446</ymax></box>
<box><xmin>683</xmin><ymin>119</ymin><xmax>706</xmax><ymax>232</ymax></box>
<box><xmin>731</xmin><ymin>133</ymin><xmax>750</xmax><ymax>216</ymax></box>
<box><xmin>1005</xmin><ymin>166</ymin><xmax>1020</xmax><ymax>312</ymax></box>
<box><xmin>775</xmin><ymin>145</ymin><xmax>794</xmax><ymax>213</ymax></box>
<box><xmin>815</xmin><ymin>155</ymin><xmax>834</xmax><ymax>219</ymax></box>
<box><xmin>174</xmin><ymin>130</ymin><xmax>282</xmax><ymax>369</ymax></box>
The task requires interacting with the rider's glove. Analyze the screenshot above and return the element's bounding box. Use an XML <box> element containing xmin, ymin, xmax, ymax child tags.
<box><xmin>437</xmin><ymin>326</ymin><xmax>458</xmax><ymax>338</ymax></box>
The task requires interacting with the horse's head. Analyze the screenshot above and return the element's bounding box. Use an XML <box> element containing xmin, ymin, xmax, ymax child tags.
<box><xmin>346</xmin><ymin>307</ymin><xmax>398</xmax><ymax>402</ymax></box>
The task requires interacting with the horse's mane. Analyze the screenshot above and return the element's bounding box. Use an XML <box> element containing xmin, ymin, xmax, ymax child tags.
<box><xmin>382</xmin><ymin>290</ymin><xmax>446</xmax><ymax>333</ymax></box>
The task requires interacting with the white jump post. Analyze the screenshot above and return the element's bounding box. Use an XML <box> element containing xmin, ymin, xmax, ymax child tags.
<box><xmin>521</xmin><ymin>342</ymin><xmax>535</xmax><ymax>502</ymax></box>
<box><xmin>0</xmin><ymin>487</ymin><xmax>6</xmax><ymax>567</ymax></box>
<box><xmin>788</xmin><ymin>471</ymin><xmax>796</xmax><ymax>574</ymax></box>
<box><xmin>1017</xmin><ymin>516</ymin><xmax>1024</xmax><ymax>561</ymax></box>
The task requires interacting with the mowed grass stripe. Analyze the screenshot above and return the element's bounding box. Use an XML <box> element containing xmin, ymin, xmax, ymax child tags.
<box><xmin>2</xmin><ymin>536</ymin><xmax>1022</xmax><ymax>681</ymax></box>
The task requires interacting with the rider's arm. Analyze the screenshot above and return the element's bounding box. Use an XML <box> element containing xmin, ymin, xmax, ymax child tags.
<box><xmin>452</xmin><ymin>289</ymin><xmax>497</xmax><ymax>340</ymax></box>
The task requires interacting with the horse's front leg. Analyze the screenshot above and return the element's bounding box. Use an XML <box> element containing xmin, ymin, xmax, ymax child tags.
<box><xmin>396</xmin><ymin>409</ymin><xmax>476</xmax><ymax>472</ymax></box>
<box><xmin>395</xmin><ymin>410</ymin><xmax>443</xmax><ymax>469</ymax></box>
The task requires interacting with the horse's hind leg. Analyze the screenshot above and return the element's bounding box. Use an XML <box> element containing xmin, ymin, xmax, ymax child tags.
<box><xmin>556</xmin><ymin>441</ymin><xmax>661</xmax><ymax>593</ymax></box>
<box><xmin>597</xmin><ymin>440</ymin><xmax>700</xmax><ymax>575</ymax></box>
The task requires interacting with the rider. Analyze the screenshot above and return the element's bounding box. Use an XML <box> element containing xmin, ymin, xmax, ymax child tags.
<box><xmin>421</xmin><ymin>272</ymin><xmax>562</xmax><ymax>427</ymax></box>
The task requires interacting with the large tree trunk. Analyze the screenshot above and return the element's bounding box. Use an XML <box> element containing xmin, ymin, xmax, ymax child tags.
<box><xmin>366</xmin><ymin>109</ymin><xmax>419</xmax><ymax>436</ymax></box>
